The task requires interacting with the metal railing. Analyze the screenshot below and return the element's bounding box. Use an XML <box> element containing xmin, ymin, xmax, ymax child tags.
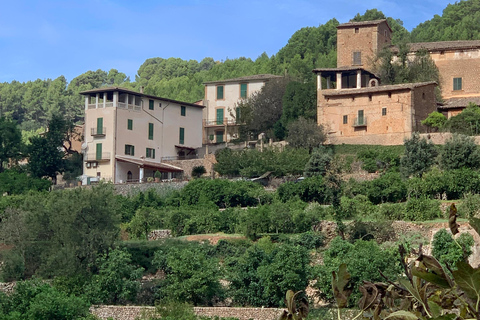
<box><xmin>353</xmin><ymin>116</ymin><xmax>367</xmax><ymax>127</ymax></box>
<box><xmin>161</xmin><ymin>154</ymin><xmax>198</xmax><ymax>161</ymax></box>
<box><xmin>91</xmin><ymin>127</ymin><xmax>106</xmax><ymax>136</ymax></box>
<box><xmin>84</xmin><ymin>152</ymin><xmax>111</xmax><ymax>161</ymax></box>
<box><xmin>203</xmin><ymin>118</ymin><xmax>238</xmax><ymax>126</ymax></box>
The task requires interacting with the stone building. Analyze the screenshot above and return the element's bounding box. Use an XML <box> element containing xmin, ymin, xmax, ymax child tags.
<box><xmin>315</xmin><ymin>19</ymin><xmax>480</xmax><ymax>145</ymax></box>
<box><xmin>80</xmin><ymin>87</ymin><xmax>204</xmax><ymax>184</ymax></box>
<box><xmin>202</xmin><ymin>74</ymin><xmax>282</xmax><ymax>144</ymax></box>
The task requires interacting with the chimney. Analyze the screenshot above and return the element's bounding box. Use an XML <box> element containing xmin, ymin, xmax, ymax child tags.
<box><xmin>140</xmin><ymin>86</ymin><xmax>144</xmax><ymax>94</ymax></box>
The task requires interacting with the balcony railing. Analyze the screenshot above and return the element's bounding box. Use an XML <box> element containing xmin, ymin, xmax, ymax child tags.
<box><xmin>91</xmin><ymin>127</ymin><xmax>106</xmax><ymax>136</ymax></box>
<box><xmin>203</xmin><ymin>118</ymin><xmax>239</xmax><ymax>126</ymax></box>
<box><xmin>353</xmin><ymin>116</ymin><xmax>367</xmax><ymax>127</ymax></box>
<box><xmin>161</xmin><ymin>154</ymin><xmax>198</xmax><ymax>161</ymax></box>
<box><xmin>85</xmin><ymin>152</ymin><xmax>111</xmax><ymax>162</ymax></box>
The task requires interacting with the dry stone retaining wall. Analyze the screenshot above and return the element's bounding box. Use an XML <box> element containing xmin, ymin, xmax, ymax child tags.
<box><xmin>90</xmin><ymin>305</ymin><xmax>284</xmax><ymax>320</ymax></box>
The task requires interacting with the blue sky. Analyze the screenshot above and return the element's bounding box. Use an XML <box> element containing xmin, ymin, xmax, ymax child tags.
<box><xmin>0</xmin><ymin>0</ymin><xmax>454</xmax><ymax>83</ymax></box>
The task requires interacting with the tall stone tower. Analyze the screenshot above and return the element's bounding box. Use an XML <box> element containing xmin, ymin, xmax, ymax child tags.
<box><xmin>336</xmin><ymin>19</ymin><xmax>392</xmax><ymax>69</ymax></box>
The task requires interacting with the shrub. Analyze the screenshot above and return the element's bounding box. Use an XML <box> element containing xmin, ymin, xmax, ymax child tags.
<box><xmin>376</xmin><ymin>202</ymin><xmax>405</xmax><ymax>220</ymax></box>
<box><xmin>457</xmin><ymin>193</ymin><xmax>480</xmax><ymax>218</ymax></box>
<box><xmin>191</xmin><ymin>166</ymin><xmax>206</xmax><ymax>179</ymax></box>
<box><xmin>432</xmin><ymin>228</ymin><xmax>474</xmax><ymax>269</ymax></box>
<box><xmin>404</xmin><ymin>197</ymin><xmax>441</xmax><ymax>221</ymax></box>
<box><xmin>304</xmin><ymin>147</ymin><xmax>333</xmax><ymax>177</ymax></box>
<box><xmin>364</xmin><ymin>172</ymin><xmax>407</xmax><ymax>204</ymax></box>
<box><xmin>440</xmin><ymin>134</ymin><xmax>480</xmax><ymax>170</ymax></box>
<box><xmin>314</xmin><ymin>237</ymin><xmax>401</xmax><ymax>305</ymax></box>
<box><xmin>340</xmin><ymin>195</ymin><xmax>376</xmax><ymax>219</ymax></box>
<box><xmin>400</xmin><ymin>132</ymin><xmax>437</xmax><ymax>178</ymax></box>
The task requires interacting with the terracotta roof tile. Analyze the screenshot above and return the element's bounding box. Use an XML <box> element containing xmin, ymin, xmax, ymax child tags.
<box><xmin>321</xmin><ymin>81</ymin><xmax>437</xmax><ymax>96</ymax></box>
<box><xmin>203</xmin><ymin>74</ymin><xmax>282</xmax><ymax>85</ymax></box>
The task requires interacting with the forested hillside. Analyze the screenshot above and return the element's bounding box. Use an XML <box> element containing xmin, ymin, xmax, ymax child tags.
<box><xmin>1</xmin><ymin>1</ymin><xmax>479</xmax><ymax>133</ymax></box>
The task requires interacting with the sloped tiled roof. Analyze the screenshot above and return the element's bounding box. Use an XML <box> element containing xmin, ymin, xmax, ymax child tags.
<box><xmin>337</xmin><ymin>19</ymin><xmax>392</xmax><ymax>32</ymax></box>
<box><xmin>391</xmin><ymin>40</ymin><xmax>480</xmax><ymax>53</ymax></box>
<box><xmin>438</xmin><ymin>96</ymin><xmax>480</xmax><ymax>110</ymax></box>
<box><xmin>203</xmin><ymin>74</ymin><xmax>282</xmax><ymax>85</ymax></box>
<box><xmin>321</xmin><ymin>81</ymin><xmax>437</xmax><ymax>96</ymax></box>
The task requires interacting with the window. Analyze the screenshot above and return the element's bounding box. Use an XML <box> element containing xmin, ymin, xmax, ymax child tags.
<box><xmin>146</xmin><ymin>148</ymin><xmax>155</xmax><ymax>159</ymax></box>
<box><xmin>216</xmin><ymin>108</ymin><xmax>224</xmax><ymax>125</ymax></box>
<box><xmin>216</xmin><ymin>85</ymin><xmax>224</xmax><ymax>100</ymax></box>
<box><xmin>343</xmin><ymin>115</ymin><xmax>348</xmax><ymax>124</ymax></box>
<box><xmin>159</xmin><ymin>102</ymin><xmax>162</xmax><ymax>108</ymax></box>
<box><xmin>358</xmin><ymin>110</ymin><xmax>365</xmax><ymax>125</ymax></box>
<box><xmin>148</xmin><ymin>123</ymin><xmax>154</xmax><ymax>140</ymax></box>
<box><xmin>240</xmin><ymin>83</ymin><xmax>247</xmax><ymax>99</ymax></box>
<box><xmin>125</xmin><ymin>144</ymin><xmax>135</xmax><ymax>156</ymax></box>
<box><xmin>388</xmin><ymin>92</ymin><xmax>392</xmax><ymax>98</ymax></box>
<box><xmin>179</xmin><ymin>127</ymin><xmax>185</xmax><ymax>145</ymax></box>
<box><xmin>96</xmin><ymin>117</ymin><xmax>103</xmax><ymax>135</ymax></box>
<box><xmin>453</xmin><ymin>77</ymin><xmax>462</xmax><ymax>91</ymax></box>
<box><xmin>149</xmin><ymin>99</ymin><xmax>154</xmax><ymax>110</ymax></box>
<box><xmin>382</xmin><ymin>107</ymin><xmax>387</xmax><ymax>116</ymax></box>
<box><xmin>355</xmin><ymin>27</ymin><xmax>359</xmax><ymax>34</ymax></box>
<box><xmin>181</xmin><ymin>106</ymin><xmax>186</xmax><ymax>116</ymax></box>
<box><xmin>353</xmin><ymin>51</ymin><xmax>361</xmax><ymax>65</ymax></box>
<box><xmin>127</xmin><ymin>119</ymin><xmax>133</xmax><ymax>130</ymax></box>
<box><xmin>96</xmin><ymin>143</ymin><xmax>102</xmax><ymax>160</ymax></box>
<box><xmin>369</xmin><ymin>95</ymin><xmax>372</xmax><ymax>102</ymax></box>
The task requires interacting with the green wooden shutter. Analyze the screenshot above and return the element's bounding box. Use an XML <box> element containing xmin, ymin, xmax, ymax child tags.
<box><xmin>240</xmin><ymin>83</ymin><xmax>247</xmax><ymax>98</ymax></box>
<box><xmin>179</xmin><ymin>127</ymin><xmax>185</xmax><ymax>144</ymax></box>
<box><xmin>96</xmin><ymin>143</ymin><xmax>102</xmax><ymax>160</ymax></box>
<box><xmin>216</xmin><ymin>131</ymin><xmax>224</xmax><ymax>143</ymax></box>
<box><xmin>148</xmin><ymin>123</ymin><xmax>154</xmax><ymax>140</ymax></box>
<box><xmin>152</xmin><ymin>148</ymin><xmax>155</xmax><ymax>159</ymax></box>
<box><xmin>216</xmin><ymin>109</ymin><xmax>224</xmax><ymax>125</ymax></box>
<box><xmin>132</xmin><ymin>145</ymin><xmax>135</xmax><ymax>156</ymax></box>
<box><xmin>149</xmin><ymin>100</ymin><xmax>154</xmax><ymax>110</ymax></box>
<box><xmin>127</xmin><ymin>119</ymin><xmax>133</xmax><ymax>130</ymax></box>
<box><xmin>217</xmin><ymin>86</ymin><xmax>224</xmax><ymax>99</ymax></box>
<box><xmin>236</xmin><ymin>107</ymin><xmax>240</xmax><ymax>123</ymax></box>
<box><xmin>97</xmin><ymin>118</ymin><xmax>103</xmax><ymax>135</ymax></box>
<box><xmin>181</xmin><ymin>106</ymin><xmax>186</xmax><ymax>116</ymax></box>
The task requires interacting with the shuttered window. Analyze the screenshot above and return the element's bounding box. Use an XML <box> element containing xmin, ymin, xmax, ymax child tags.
<box><xmin>179</xmin><ymin>127</ymin><xmax>185</xmax><ymax>145</ymax></box>
<box><xmin>148</xmin><ymin>123</ymin><xmax>154</xmax><ymax>140</ymax></box>
<box><xmin>216</xmin><ymin>108</ymin><xmax>224</xmax><ymax>125</ymax></box>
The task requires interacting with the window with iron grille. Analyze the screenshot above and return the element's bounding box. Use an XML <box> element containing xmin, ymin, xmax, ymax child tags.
<box><xmin>382</xmin><ymin>108</ymin><xmax>387</xmax><ymax>116</ymax></box>
<box><xmin>343</xmin><ymin>115</ymin><xmax>348</xmax><ymax>124</ymax></box>
<box><xmin>353</xmin><ymin>51</ymin><xmax>361</xmax><ymax>65</ymax></box>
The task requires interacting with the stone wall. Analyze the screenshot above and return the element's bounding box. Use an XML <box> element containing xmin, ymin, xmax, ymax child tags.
<box><xmin>163</xmin><ymin>155</ymin><xmax>216</xmax><ymax>179</ymax></box>
<box><xmin>90</xmin><ymin>305</ymin><xmax>284</xmax><ymax>320</ymax></box>
<box><xmin>147</xmin><ymin>229</ymin><xmax>171</xmax><ymax>240</ymax></box>
<box><xmin>420</xmin><ymin>132</ymin><xmax>480</xmax><ymax>145</ymax></box>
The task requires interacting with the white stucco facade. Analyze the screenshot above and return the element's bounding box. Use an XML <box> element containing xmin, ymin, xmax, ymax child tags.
<box><xmin>203</xmin><ymin>74</ymin><xmax>282</xmax><ymax>144</ymax></box>
<box><xmin>81</xmin><ymin>87</ymin><xmax>203</xmax><ymax>184</ymax></box>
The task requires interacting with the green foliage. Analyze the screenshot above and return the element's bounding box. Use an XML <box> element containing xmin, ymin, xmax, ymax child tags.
<box><xmin>440</xmin><ymin>134</ymin><xmax>480</xmax><ymax>170</ymax></box>
<box><xmin>0</xmin><ymin>279</ymin><xmax>91</xmax><ymax>320</ymax></box>
<box><xmin>86</xmin><ymin>249</ymin><xmax>144</xmax><ymax>305</ymax></box>
<box><xmin>236</xmin><ymin>77</ymin><xmax>290</xmax><ymax>140</ymax></box>
<box><xmin>0</xmin><ymin>184</ymin><xmax>121</xmax><ymax>279</ymax></box>
<box><xmin>227</xmin><ymin>242</ymin><xmax>310</xmax><ymax>307</ymax></box>
<box><xmin>0</xmin><ymin>117</ymin><xmax>23</xmax><ymax>172</ymax></box>
<box><xmin>314</xmin><ymin>237</ymin><xmax>401</xmax><ymax>304</ymax></box>
<box><xmin>357</xmin><ymin>147</ymin><xmax>401</xmax><ymax>173</ymax></box>
<box><xmin>286</xmin><ymin>117</ymin><xmax>326</xmax><ymax>150</ymax></box>
<box><xmin>352</xmin><ymin>9</ymin><xmax>410</xmax><ymax>44</ymax></box>
<box><xmin>345</xmin><ymin>172</ymin><xmax>407</xmax><ymax>205</ymax></box>
<box><xmin>432</xmin><ymin>229</ymin><xmax>474</xmax><ymax>269</ymax></box>
<box><xmin>411</xmin><ymin>0</ymin><xmax>480</xmax><ymax>42</ymax></box>
<box><xmin>191</xmin><ymin>165</ymin><xmax>206</xmax><ymax>179</ymax></box>
<box><xmin>153</xmin><ymin>243</ymin><xmax>222</xmax><ymax>305</ymax></box>
<box><xmin>400</xmin><ymin>132</ymin><xmax>438</xmax><ymax>178</ymax></box>
<box><xmin>457</xmin><ymin>192</ymin><xmax>480</xmax><ymax>218</ymax></box>
<box><xmin>281</xmin><ymin>80</ymin><xmax>317</xmax><ymax>127</ymax></box>
<box><xmin>127</xmin><ymin>207</ymin><xmax>162</xmax><ymax>240</ymax></box>
<box><xmin>421</xmin><ymin>111</ymin><xmax>447</xmax><ymax>130</ymax></box>
<box><xmin>445</xmin><ymin>103</ymin><xmax>480</xmax><ymax>135</ymax></box>
<box><xmin>339</xmin><ymin>195</ymin><xmax>376</xmax><ymax>220</ymax></box>
<box><xmin>277</xmin><ymin>175</ymin><xmax>333</xmax><ymax>204</ymax></box>
<box><xmin>304</xmin><ymin>147</ymin><xmax>333</xmax><ymax>177</ymax></box>
<box><xmin>214</xmin><ymin>147</ymin><xmax>311</xmax><ymax>178</ymax></box>
<box><xmin>0</xmin><ymin>169</ymin><xmax>50</xmax><ymax>195</ymax></box>
<box><xmin>180</xmin><ymin>178</ymin><xmax>261</xmax><ymax>208</ymax></box>
<box><xmin>404</xmin><ymin>197</ymin><xmax>441</xmax><ymax>221</ymax></box>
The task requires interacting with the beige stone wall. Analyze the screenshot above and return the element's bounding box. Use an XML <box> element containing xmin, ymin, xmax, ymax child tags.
<box><xmin>163</xmin><ymin>154</ymin><xmax>216</xmax><ymax>179</ymax></box>
<box><xmin>420</xmin><ymin>132</ymin><xmax>480</xmax><ymax>145</ymax></box>
<box><xmin>426</xmin><ymin>49</ymin><xmax>480</xmax><ymax>99</ymax></box>
<box><xmin>411</xmin><ymin>84</ymin><xmax>438</xmax><ymax>131</ymax></box>
<box><xmin>90</xmin><ymin>305</ymin><xmax>284</xmax><ymax>320</ymax></box>
<box><xmin>337</xmin><ymin>21</ymin><xmax>391</xmax><ymax>68</ymax></box>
